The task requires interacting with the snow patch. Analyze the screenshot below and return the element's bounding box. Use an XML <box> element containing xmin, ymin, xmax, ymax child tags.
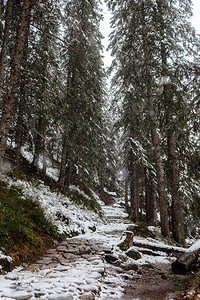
<box><xmin>0</xmin><ymin>174</ymin><xmax>103</xmax><ymax>236</ymax></box>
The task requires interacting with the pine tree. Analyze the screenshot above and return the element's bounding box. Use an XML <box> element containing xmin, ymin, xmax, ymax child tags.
<box><xmin>106</xmin><ymin>0</ymin><xmax>200</xmax><ymax>242</ymax></box>
<box><xmin>0</xmin><ymin>0</ymin><xmax>14</xmax><ymax>101</ymax></box>
<box><xmin>0</xmin><ymin>0</ymin><xmax>36</xmax><ymax>170</ymax></box>
<box><xmin>58</xmin><ymin>0</ymin><xmax>105</xmax><ymax>189</ymax></box>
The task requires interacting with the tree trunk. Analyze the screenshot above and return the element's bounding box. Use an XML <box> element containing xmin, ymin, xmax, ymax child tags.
<box><xmin>145</xmin><ymin>170</ymin><xmax>157</xmax><ymax>226</ymax></box>
<box><xmin>129</xmin><ymin>154</ymin><xmax>139</xmax><ymax>222</ymax></box>
<box><xmin>133</xmin><ymin>239</ymin><xmax>186</xmax><ymax>258</ymax></box>
<box><xmin>42</xmin><ymin>128</ymin><xmax>47</xmax><ymax>177</ymax></box>
<box><xmin>15</xmin><ymin>90</ymin><xmax>25</xmax><ymax>166</ymax></box>
<box><xmin>0</xmin><ymin>0</ymin><xmax>4</xmax><ymax>13</ymax></box>
<box><xmin>32</xmin><ymin>116</ymin><xmax>43</xmax><ymax>172</ymax></box>
<box><xmin>42</xmin><ymin>54</ymin><xmax>48</xmax><ymax>177</ymax></box>
<box><xmin>156</xmin><ymin>0</ymin><xmax>185</xmax><ymax>245</ymax></box>
<box><xmin>124</xmin><ymin>172</ymin><xmax>129</xmax><ymax>210</ymax></box>
<box><xmin>0</xmin><ymin>0</ymin><xmax>34</xmax><ymax>170</ymax></box>
<box><xmin>172</xmin><ymin>241</ymin><xmax>200</xmax><ymax>274</ymax></box>
<box><xmin>0</xmin><ymin>0</ymin><xmax>4</xmax><ymax>18</ymax></box>
<box><xmin>0</xmin><ymin>0</ymin><xmax>13</xmax><ymax>100</ymax></box>
<box><xmin>15</xmin><ymin>14</ymin><xmax>31</xmax><ymax>167</ymax></box>
<box><xmin>141</xmin><ymin>1</ymin><xmax>170</xmax><ymax>237</ymax></box>
<box><xmin>64</xmin><ymin>159</ymin><xmax>72</xmax><ymax>191</ymax></box>
<box><xmin>167</xmin><ymin>130</ymin><xmax>185</xmax><ymax>245</ymax></box>
<box><xmin>58</xmin><ymin>134</ymin><xmax>67</xmax><ymax>188</ymax></box>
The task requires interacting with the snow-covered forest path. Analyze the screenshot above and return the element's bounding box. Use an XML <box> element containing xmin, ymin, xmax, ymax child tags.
<box><xmin>0</xmin><ymin>198</ymin><xmax>187</xmax><ymax>300</ymax></box>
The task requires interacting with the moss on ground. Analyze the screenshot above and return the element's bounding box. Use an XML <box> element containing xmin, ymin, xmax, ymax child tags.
<box><xmin>0</xmin><ymin>155</ymin><xmax>104</xmax><ymax>270</ymax></box>
<box><xmin>0</xmin><ymin>181</ymin><xmax>60</xmax><ymax>266</ymax></box>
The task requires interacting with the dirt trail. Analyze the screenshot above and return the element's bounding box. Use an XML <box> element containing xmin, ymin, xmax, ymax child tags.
<box><xmin>98</xmin><ymin>203</ymin><xmax>189</xmax><ymax>300</ymax></box>
<box><xmin>0</xmin><ymin>200</ymin><xmax>190</xmax><ymax>299</ymax></box>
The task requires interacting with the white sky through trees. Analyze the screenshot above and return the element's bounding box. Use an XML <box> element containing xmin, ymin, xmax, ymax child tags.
<box><xmin>100</xmin><ymin>1</ymin><xmax>200</xmax><ymax>69</ymax></box>
<box><xmin>192</xmin><ymin>0</ymin><xmax>200</xmax><ymax>34</ymax></box>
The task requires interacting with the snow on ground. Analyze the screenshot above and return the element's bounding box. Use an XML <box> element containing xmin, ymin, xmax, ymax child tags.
<box><xmin>20</xmin><ymin>146</ymin><xmax>59</xmax><ymax>181</ymax></box>
<box><xmin>0</xmin><ymin>173</ymin><xmax>103</xmax><ymax>236</ymax></box>
<box><xmin>0</xmin><ymin>194</ymin><xmax>192</xmax><ymax>299</ymax></box>
<box><xmin>0</xmin><ymin>198</ymin><xmax>128</xmax><ymax>299</ymax></box>
<box><xmin>133</xmin><ymin>236</ymin><xmax>187</xmax><ymax>253</ymax></box>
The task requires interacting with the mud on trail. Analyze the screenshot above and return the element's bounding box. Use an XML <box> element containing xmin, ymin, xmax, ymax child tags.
<box><xmin>0</xmin><ymin>198</ymin><xmax>192</xmax><ymax>299</ymax></box>
<box><xmin>106</xmin><ymin>260</ymin><xmax>189</xmax><ymax>300</ymax></box>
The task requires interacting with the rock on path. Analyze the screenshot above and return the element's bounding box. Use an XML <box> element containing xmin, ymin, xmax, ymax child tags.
<box><xmin>0</xmin><ymin>199</ymin><xmax>187</xmax><ymax>299</ymax></box>
<box><xmin>0</xmin><ymin>199</ymin><xmax>129</xmax><ymax>299</ymax></box>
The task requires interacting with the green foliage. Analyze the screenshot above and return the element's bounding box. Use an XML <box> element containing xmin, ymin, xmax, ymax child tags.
<box><xmin>0</xmin><ymin>181</ymin><xmax>59</xmax><ymax>260</ymax></box>
<box><xmin>107</xmin><ymin>0</ymin><xmax>200</xmax><ymax>239</ymax></box>
<box><xmin>69</xmin><ymin>187</ymin><xmax>103</xmax><ymax>217</ymax></box>
<box><xmin>174</xmin><ymin>275</ymin><xmax>189</xmax><ymax>291</ymax></box>
<box><xmin>195</xmin><ymin>269</ymin><xmax>200</xmax><ymax>285</ymax></box>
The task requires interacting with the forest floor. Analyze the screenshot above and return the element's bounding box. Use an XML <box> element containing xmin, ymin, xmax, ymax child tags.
<box><xmin>0</xmin><ymin>196</ymin><xmax>193</xmax><ymax>300</ymax></box>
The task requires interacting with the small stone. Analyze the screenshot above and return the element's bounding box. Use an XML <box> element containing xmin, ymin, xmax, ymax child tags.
<box><xmin>81</xmin><ymin>284</ymin><xmax>99</xmax><ymax>294</ymax></box>
<box><xmin>35</xmin><ymin>292</ymin><xmax>45</xmax><ymax>298</ymax></box>
<box><xmin>58</xmin><ymin>258</ymin><xmax>70</xmax><ymax>266</ymax></box>
<box><xmin>122</xmin><ymin>263</ymin><xmax>139</xmax><ymax>271</ymax></box>
<box><xmin>5</xmin><ymin>274</ymin><xmax>19</xmax><ymax>280</ymax></box>
<box><xmin>90</xmin><ymin>246</ymin><xmax>100</xmax><ymax>252</ymax></box>
<box><xmin>47</xmin><ymin>293</ymin><xmax>73</xmax><ymax>300</ymax></box>
<box><xmin>122</xmin><ymin>274</ymin><xmax>132</xmax><ymax>280</ymax></box>
<box><xmin>93</xmin><ymin>267</ymin><xmax>104</xmax><ymax>275</ymax></box>
<box><xmin>62</xmin><ymin>253</ymin><xmax>77</xmax><ymax>260</ymax></box>
<box><xmin>118</xmin><ymin>254</ymin><xmax>128</xmax><ymax>262</ymax></box>
<box><xmin>87</xmin><ymin>256</ymin><xmax>99</xmax><ymax>262</ymax></box>
<box><xmin>125</xmin><ymin>248</ymin><xmax>142</xmax><ymax>260</ymax></box>
<box><xmin>36</xmin><ymin>257</ymin><xmax>52</xmax><ymax>264</ymax></box>
<box><xmin>88</xmin><ymin>225</ymin><xmax>96</xmax><ymax>232</ymax></box>
<box><xmin>2</xmin><ymin>291</ymin><xmax>32</xmax><ymax>299</ymax></box>
<box><xmin>60</xmin><ymin>241</ymin><xmax>69</xmax><ymax>246</ymax></box>
<box><xmin>85</xmin><ymin>247</ymin><xmax>91</xmax><ymax>253</ymax></box>
<box><xmin>89</xmin><ymin>272</ymin><xmax>101</xmax><ymax>279</ymax></box>
<box><xmin>46</xmin><ymin>249</ymin><xmax>57</xmax><ymax>254</ymax></box>
<box><xmin>79</xmin><ymin>292</ymin><xmax>95</xmax><ymax>300</ymax></box>
<box><xmin>104</xmin><ymin>254</ymin><xmax>118</xmax><ymax>264</ymax></box>
<box><xmin>103</xmin><ymin>247</ymin><xmax>112</xmax><ymax>254</ymax></box>
<box><xmin>57</xmin><ymin>246</ymin><xmax>68</xmax><ymax>252</ymax></box>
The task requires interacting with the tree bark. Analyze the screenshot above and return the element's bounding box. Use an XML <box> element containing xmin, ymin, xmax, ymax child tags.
<box><xmin>133</xmin><ymin>239</ymin><xmax>186</xmax><ymax>258</ymax></box>
<box><xmin>32</xmin><ymin>115</ymin><xmax>43</xmax><ymax>172</ymax></box>
<box><xmin>145</xmin><ymin>170</ymin><xmax>157</xmax><ymax>226</ymax></box>
<box><xmin>141</xmin><ymin>1</ymin><xmax>170</xmax><ymax>237</ymax></box>
<box><xmin>15</xmin><ymin>13</ymin><xmax>31</xmax><ymax>167</ymax></box>
<box><xmin>172</xmin><ymin>241</ymin><xmax>200</xmax><ymax>274</ymax></box>
<box><xmin>41</xmin><ymin>49</ymin><xmax>48</xmax><ymax>177</ymax></box>
<box><xmin>124</xmin><ymin>172</ymin><xmax>129</xmax><ymax>210</ymax></box>
<box><xmin>167</xmin><ymin>130</ymin><xmax>185</xmax><ymax>245</ymax></box>
<box><xmin>0</xmin><ymin>0</ymin><xmax>35</xmax><ymax>170</ymax></box>
<box><xmin>129</xmin><ymin>153</ymin><xmax>139</xmax><ymax>222</ymax></box>
<box><xmin>58</xmin><ymin>134</ymin><xmax>67</xmax><ymax>188</ymax></box>
<box><xmin>15</xmin><ymin>89</ymin><xmax>25</xmax><ymax>167</ymax></box>
<box><xmin>0</xmin><ymin>0</ymin><xmax>13</xmax><ymax>100</ymax></box>
<box><xmin>156</xmin><ymin>0</ymin><xmax>185</xmax><ymax>245</ymax></box>
<box><xmin>42</xmin><ymin>128</ymin><xmax>47</xmax><ymax>177</ymax></box>
<box><xmin>0</xmin><ymin>0</ymin><xmax>4</xmax><ymax>17</ymax></box>
<box><xmin>64</xmin><ymin>159</ymin><xmax>72</xmax><ymax>191</ymax></box>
